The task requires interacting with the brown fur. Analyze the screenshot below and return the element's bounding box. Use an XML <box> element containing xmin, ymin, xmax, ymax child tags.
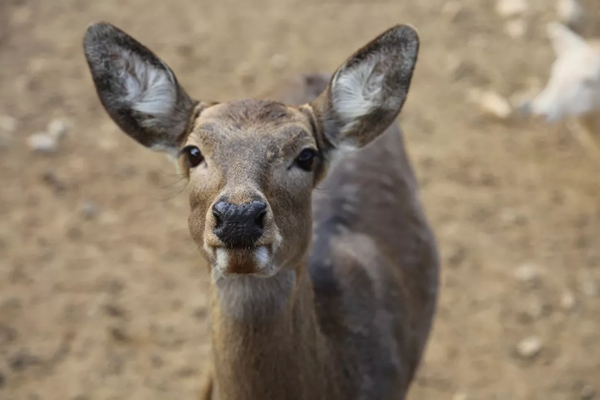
<box><xmin>83</xmin><ymin>22</ymin><xmax>440</xmax><ymax>400</ymax></box>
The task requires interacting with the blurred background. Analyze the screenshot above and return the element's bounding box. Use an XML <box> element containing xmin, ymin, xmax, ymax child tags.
<box><xmin>1</xmin><ymin>0</ymin><xmax>599</xmax><ymax>399</ymax></box>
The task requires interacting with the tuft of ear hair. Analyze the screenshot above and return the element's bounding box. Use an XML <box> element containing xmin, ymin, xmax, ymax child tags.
<box><xmin>83</xmin><ymin>22</ymin><xmax>196</xmax><ymax>155</ymax></box>
<box><xmin>309</xmin><ymin>24</ymin><xmax>420</xmax><ymax>152</ymax></box>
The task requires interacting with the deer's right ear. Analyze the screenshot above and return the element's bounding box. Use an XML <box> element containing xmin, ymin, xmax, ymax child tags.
<box><xmin>83</xmin><ymin>22</ymin><xmax>196</xmax><ymax>156</ymax></box>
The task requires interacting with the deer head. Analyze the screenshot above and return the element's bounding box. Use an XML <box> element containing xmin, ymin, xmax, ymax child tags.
<box><xmin>83</xmin><ymin>22</ymin><xmax>419</xmax><ymax>279</ymax></box>
<box><xmin>522</xmin><ymin>22</ymin><xmax>600</xmax><ymax>122</ymax></box>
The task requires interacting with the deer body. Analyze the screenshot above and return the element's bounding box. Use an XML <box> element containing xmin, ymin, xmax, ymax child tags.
<box><xmin>206</xmin><ymin>119</ymin><xmax>438</xmax><ymax>400</ymax></box>
<box><xmin>84</xmin><ymin>23</ymin><xmax>439</xmax><ymax>400</ymax></box>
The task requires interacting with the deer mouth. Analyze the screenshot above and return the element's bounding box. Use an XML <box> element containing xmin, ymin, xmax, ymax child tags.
<box><xmin>209</xmin><ymin>244</ymin><xmax>279</xmax><ymax>278</ymax></box>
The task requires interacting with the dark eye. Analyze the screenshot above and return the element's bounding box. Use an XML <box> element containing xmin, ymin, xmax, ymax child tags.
<box><xmin>181</xmin><ymin>145</ymin><xmax>204</xmax><ymax>168</ymax></box>
<box><xmin>295</xmin><ymin>148</ymin><xmax>318</xmax><ymax>171</ymax></box>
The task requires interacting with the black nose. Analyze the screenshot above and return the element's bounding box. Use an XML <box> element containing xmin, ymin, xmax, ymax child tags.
<box><xmin>212</xmin><ymin>200</ymin><xmax>268</xmax><ymax>248</ymax></box>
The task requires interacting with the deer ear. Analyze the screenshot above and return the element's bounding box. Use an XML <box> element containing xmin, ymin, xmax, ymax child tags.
<box><xmin>309</xmin><ymin>25</ymin><xmax>419</xmax><ymax>152</ymax></box>
<box><xmin>547</xmin><ymin>22</ymin><xmax>587</xmax><ymax>56</ymax></box>
<box><xmin>83</xmin><ymin>22</ymin><xmax>196</xmax><ymax>156</ymax></box>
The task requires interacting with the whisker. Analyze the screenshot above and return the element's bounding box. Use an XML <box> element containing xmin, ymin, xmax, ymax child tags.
<box><xmin>152</xmin><ymin>170</ymin><xmax>189</xmax><ymax>202</ymax></box>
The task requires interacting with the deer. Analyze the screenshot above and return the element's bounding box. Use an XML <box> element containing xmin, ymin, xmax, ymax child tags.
<box><xmin>520</xmin><ymin>22</ymin><xmax>600</xmax><ymax>158</ymax></box>
<box><xmin>83</xmin><ymin>21</ymin><xmax>440</xmax><ymax>400</ymax></box>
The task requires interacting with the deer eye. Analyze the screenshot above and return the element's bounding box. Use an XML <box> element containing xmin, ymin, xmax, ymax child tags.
<box><xmin>181</xmin><ymin>145</ymin><xmax>204</xmax><ymax>168</ymax></box>
<box><xmin>295</xmin><ymin>148</ymin><xmax>318</xmax><ymax>171</ymax></box>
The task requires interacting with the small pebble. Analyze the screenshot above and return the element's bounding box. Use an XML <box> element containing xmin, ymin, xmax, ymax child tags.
<box><xmin>560</xmin><ymin>291</ymin><xmax>576</xmax><ymax>312</ymax></box>
<box><xmin>27</xmin><ymin>133</ymin><xmax>58</xmax><ymax>153</ymax></box>
<box><xmin>47</xmin><ymin>118</ymin><xmax>70</xmax><ymax>139</ymax></box>
<box><xmin>516</xmin><ymin>335</ymin><xmax>543</xmax><ymax>359</ymax></box>
<box><xmin>80</xmin><ymin>201</ymin><xmax>99</xmax><ymax>219</ymax></box>
<box><xmin>496</xmin><ymin>0</ymin><xmax>529</xmax><ymax>18</ymax></box>
<box><xmin>468</xmin><ymin>89</ymin><xmax>513</xmax><ymax>119</ymax></box>
<box><xmin>514</xmin><ymin>263</ymin><xmax>540</xmax><ymax>286</ymax></box>
<box><xmin>0</xmin><ymin>115</ymin><xmax>17</xmax><ymax>133</ymax></box>
<box><xmin>504</xmin><ymin>19</ymin><xmax>527</xmax><ymax>39</ymax></box>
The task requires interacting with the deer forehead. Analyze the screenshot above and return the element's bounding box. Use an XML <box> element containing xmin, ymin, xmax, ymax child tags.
<box><xmin>188</xmin><ymin>100</ymin><xmax>317</xmax><ymax>153</ymax></box>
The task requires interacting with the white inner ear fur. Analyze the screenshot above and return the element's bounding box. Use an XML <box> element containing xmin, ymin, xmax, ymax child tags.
<box><xmin>331</xmin><ymin>55</ymin><xmax>385</xmax><ymax>130</ymax></box>
<box><xmin>118</xmin><ymin>49</ymin><xmax>178</xmax><ymax>128</ymax></box>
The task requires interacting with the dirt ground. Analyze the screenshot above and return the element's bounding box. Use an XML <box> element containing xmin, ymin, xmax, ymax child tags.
<box><xmin>1</xmin><ymin>0</ymin><xmax>599</xmax><ymax>399</ymax></box>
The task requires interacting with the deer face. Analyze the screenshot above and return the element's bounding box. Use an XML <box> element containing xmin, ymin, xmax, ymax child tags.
<box><xmin>523</xmin><ymin>22</ymin><xmax>600</xmax><ymax>122</ymax></box>
<box><xmin>83</xmin><ymin>22</ymin><xmax>419</xmax><ymax>278</ymax></box>
<box><xmin>182</xmin><ymin>101</ymin><xmax>321</xmax><ymax>278</ymax></box>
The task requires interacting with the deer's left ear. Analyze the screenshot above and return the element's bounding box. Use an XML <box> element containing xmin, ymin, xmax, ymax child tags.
<box><xmin>309</xmin><ymin>24</ymin><xmax>419</xmax><ymax>152</ymax></box>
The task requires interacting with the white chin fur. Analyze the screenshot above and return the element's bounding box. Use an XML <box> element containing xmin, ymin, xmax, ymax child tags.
<box><xmin>254</xmin><ymin>246</ymin><xmax>271</xmax><ymax>269</ymax></box>
<box><xmin>213</xmin><ymin>246</ymin><xmax>277</xmax><ymax>278</ymax></box>
<box><xmin>215</xmin><ymin>248</ymin><xmax>229</xmax><ymax>272</ymax></box>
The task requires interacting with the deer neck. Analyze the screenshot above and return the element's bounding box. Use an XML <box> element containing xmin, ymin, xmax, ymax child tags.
<box><xmin>209</xmin><ymin>264</ymin><xmax>334</xmax><ymax>400</ymax></box>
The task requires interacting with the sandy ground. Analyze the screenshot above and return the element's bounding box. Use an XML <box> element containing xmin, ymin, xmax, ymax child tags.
<box><xmin>1</xmin><ymin>0</ymin><xmax>599</xmax><ymax>399</ymax></box>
